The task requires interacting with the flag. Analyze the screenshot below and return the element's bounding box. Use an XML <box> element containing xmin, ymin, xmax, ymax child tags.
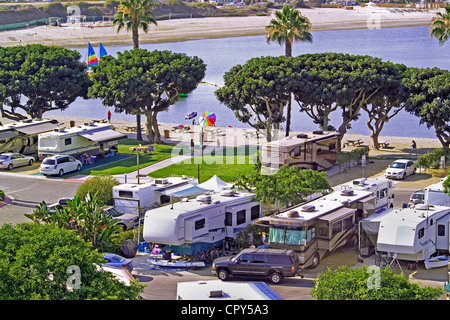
<box><xmin>88</xmin><ymin>42</ymin><xmax>98</xmax><ymax>67</ymax></box>
<box><xmin>99</xmin><ymin>43</ymin><xmax>107</xmax><ymax>59</ymax></box>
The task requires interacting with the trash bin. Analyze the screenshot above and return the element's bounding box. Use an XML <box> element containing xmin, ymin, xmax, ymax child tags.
<box><xmin>164</xmin><ymin>130</ymin><xmax>170</xmax><ymax>138</ymax></box>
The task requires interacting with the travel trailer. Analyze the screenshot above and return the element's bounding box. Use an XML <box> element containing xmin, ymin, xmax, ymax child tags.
<box><xmin>360</xmin><ymin>204</ymin><xmax>450</xmax><ymax>262</ymax></box>
<box><xmin>142</xmin><ymin>190</ymin><xmax>261</xmax><ymax>255</ymax></box>
<box><xmin>0</xmin><ymin>119</ymin><xmax>59</xmax><ymax>154</ymax></box>
<box><xmin>37</xmin><ymin>122</ymin><xmax>126</xmax><ymax>159</ymax></box>
<box><xmin>423</xmin><ymin>179</ymin><xmax>450</xmax><ymax>207</ymax></box>
<box><xmin>255</xmin><ymin>187</ymin><xmax>378</xmax><ymax>269</ymax></box>
<box><xmin>260</xmin><ymin>130</ymin><xmax>341</xmax><ymax>174</ymax></box>
<box><xmin>113</xmin><ymin>176</ymin><xmax>201</xmax><ymax>215</ymax></box>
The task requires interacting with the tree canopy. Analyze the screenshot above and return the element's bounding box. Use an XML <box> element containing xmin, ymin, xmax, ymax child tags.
<box><xmin>215</xmin><ymin>56</ymin><xmax>293</xmax><ymax>142</ymax></box>
<box><xmin>0</xmin><ymin>44</ymin><xmax>90</xmax><ymax>121</ymax></box>
<box><xmin>88</xmin><ymin>49</ymin><xmax>206</xmax><ymax>143</ymax></box>
<box><xmin>0</xmin><ymin>222</ymin><xmax>143</xmax><ymax>300</ymax></box>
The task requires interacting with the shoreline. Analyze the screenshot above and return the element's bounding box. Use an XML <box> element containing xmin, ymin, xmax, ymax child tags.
<box><xmin>0</xmin><ymin>7</ymin><xmax>440</xmax><ymax>48</ymax></box>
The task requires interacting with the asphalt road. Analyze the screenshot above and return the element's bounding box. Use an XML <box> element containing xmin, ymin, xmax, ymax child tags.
<box><xmin>0</xmin><ymin>172</ymin><xmax>83</xmax><ymax>225</ymax></box>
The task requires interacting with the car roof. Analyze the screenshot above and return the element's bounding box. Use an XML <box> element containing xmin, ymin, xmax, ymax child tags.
<box><xmin>392</xmin><ymin>159</ymin><xmax>412</xmax><ymax>163</ymax></box>
<box><xmin>240</xmin><ymin>248</ymin><xmax>294</xmax><ymax>255</ymax></box>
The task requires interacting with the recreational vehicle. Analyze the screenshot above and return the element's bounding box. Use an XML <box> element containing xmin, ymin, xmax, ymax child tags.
<box><xmin>37</xmin><ymin>122</ymin><xmax>126</xmax><ymax>160</ymax></box>
<box><xmin>260</xmin><ymin>130</ymin><xmax>341</xmax><ymax>174</ymax></box>
<box><xmin>423</xmin><ymin>179</ymin><xmax>450</xmax><ymax>207</ymax></box>
<box><xmin>333</xmin><ymin>177</ymin><xmax>395</xmax><ymax>214</ymax></box>
<box><xmin>0</xmin><ymin>119</ymin><xmax>59</xmax><ymax>154</ymax></box>
<box><xmin>113</xmin><ymin>176</ymin><xmax>201</xmax><ymax>215</ymax></box>
<box><xmin>142</xmin><ymin>190</ymin><xmax>262</xmax><ymax>255</ymax></box>
<box><xmin>360</xmin><ymin>204</ymin><xmax>450</xmax><ymax>262</ymax></box>
<box><xmin>255</xmin><ymin>188</ymin><xmax>378</xmax><ymax>269</ymax></box>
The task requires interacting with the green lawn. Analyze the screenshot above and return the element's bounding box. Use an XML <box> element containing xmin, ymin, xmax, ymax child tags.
<box><xmin>86</xmin><ymin>139</ymin><xmax>176</xmax><ymax>176</ymax></box>
<box><xmin>149</xmin><ymin>146</ymin><xmax>259</xmax><ymax>183</ymax></box>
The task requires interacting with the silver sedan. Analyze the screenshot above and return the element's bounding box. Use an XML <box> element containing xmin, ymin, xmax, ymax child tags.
<box><xmin>0</xmin><ymin>153</ymin><xmax>35</xmax><ymax>170</ymax></box>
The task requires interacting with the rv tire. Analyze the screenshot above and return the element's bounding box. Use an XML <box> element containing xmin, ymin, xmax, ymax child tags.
<box><xmin>217</xmin><ymin>269</ymin><xmax>229</xmax><ymax>281</ymax></box>
<box><xmin>269</xmin><ymin>272</ymin><xmax>283</xmax><ymax>284</ymax></box>
<box><xmin>310</xmin><ymin>253</ymin><xmax>320</xmax><ymax>269</ymax></box>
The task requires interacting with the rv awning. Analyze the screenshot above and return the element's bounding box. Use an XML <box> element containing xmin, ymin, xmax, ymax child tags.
<box><xmin>15</xmin><ymin>122</ymin><xmax>58</xmax><ymax>135</ymax></box>
<box><xmin>358</xmin><ymin>195</ymin><xmax>377</xmax><ymax>204</ymax></box>
<box><xmin>79</xmin><ymin>129</ymin><xmax>127</xmax><ymax>143</ymax></box>
<box><xmin>0</xmin><ymin>130</ymin><xmax>16</xmax><ymax>139</ymax></box>
<box><xmin>159</xmin><ymin>185</ymin><xmax>209</xmax><ymax>198</ymax></box>
<box><xmin>318</xmin><ymin>207</ymin><xmax>356</xmax><ymax>223</ymax></box>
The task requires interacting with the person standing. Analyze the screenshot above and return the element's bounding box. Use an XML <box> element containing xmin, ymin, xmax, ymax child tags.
<box><xmin>411</xmin><ymin>140</ymin><xmax>417</xmax><ymax>155</ymax></box>
<box><xmin>190</xmin><ymin>139</ymin><xmax>194</xmax><ymax>156</ymax></box>
<box><xmin>107</xmin><ymin>110</ymin><xmax>112</xmax><ymax>123</ymax></box>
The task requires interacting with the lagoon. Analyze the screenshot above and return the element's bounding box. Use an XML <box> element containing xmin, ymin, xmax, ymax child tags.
<box><xmin>48</xmin><ymin>25</ymin><xmax>450</xmax><ymax>139</ymax></box>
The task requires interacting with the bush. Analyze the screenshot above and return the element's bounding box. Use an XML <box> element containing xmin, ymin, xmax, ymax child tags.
<box><xmin>76</xmin><ymin>175</ymin><xmax>120</xmax><ymax>206</ymax></box>
<box><xmin>0</xmin><ymin>190</ymin><xmax>4</xmax><ymax>201</ymax></box>
<box><xmin>417</xmin><ymin>148</ymin><xmax>449</xmax><ymax>170</ymax></box>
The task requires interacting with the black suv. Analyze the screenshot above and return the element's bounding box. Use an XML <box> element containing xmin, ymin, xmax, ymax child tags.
<box><xmin>212</xmin><ymin>248</ymin><xmax>300</xmax><ymax>284</ymax></box>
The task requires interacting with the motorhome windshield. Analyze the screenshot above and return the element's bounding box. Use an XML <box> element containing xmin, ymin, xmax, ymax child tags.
<box><xmin>269</xmin><ymin>225</ymin><xmax>308</xmax><ymax>245</ymax></box>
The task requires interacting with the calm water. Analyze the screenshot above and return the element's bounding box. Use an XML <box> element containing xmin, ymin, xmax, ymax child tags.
<box><xmin>47</xmin><ymin>25</ymin><xmax>450</xmax><ymax>139</ymax></box>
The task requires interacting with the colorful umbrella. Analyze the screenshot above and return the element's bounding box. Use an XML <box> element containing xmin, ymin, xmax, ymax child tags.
<box><xmin>199</xmin><ymin>112</ymin><xmax>216</xmax><ymax>127</ymax></box>
<box><xmin>185</xmin><ymin>112</ymin><xmax>197</xmax><ymax>120</ymax></box>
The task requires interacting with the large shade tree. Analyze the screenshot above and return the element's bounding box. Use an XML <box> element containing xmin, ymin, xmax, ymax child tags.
<box><xmin>113</xmin><ymin>0</ymin><xmax>158</xmax><ymax>140</ymax></box>
<box><xmin>0</xmin><ymin>44</ymin><xmax>90</xmax><ymax>121</ymax></box>
<box><xmin>265</xmin><ymin>5</ymin><xmax>312</xmax><ymax>137</ymax></box>
<box><xmin>215</xmin><ymin>56</ymin><xmax>293</xmax><ymax>142</ymax></box>
<box><xmin>88</xmin><ymin>49</ymin><xmax>206</xmax><ymax>144</ymax></box>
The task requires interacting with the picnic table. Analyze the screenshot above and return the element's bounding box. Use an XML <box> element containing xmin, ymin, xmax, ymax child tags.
<box><xmin>130</xmin><ymin>145</ymin><xmax>154</xmax><ymax>154</ymax></box>
<box><xmin>125</xmin><ymin>126</ymin><xmax>144</xmax><ymax>132</ymax></box>
<box><xmin>344</xmin><ymin>139</ymin><xmax>363</xmax><ymax>147</ymax></box>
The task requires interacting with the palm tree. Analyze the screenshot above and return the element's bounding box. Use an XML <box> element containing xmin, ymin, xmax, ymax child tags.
<box><xmin>430</xmin><ymin>5</ymin><xmax>450</xmax><ymax>46</ymax></box>
<box><xmin>266</xmin><ymin>5</ymin><xmax>312</xmax><ymax>137</ymax></box>
<box><xmin>113</xmin><ymin>0</ymin><xmax>157</xmax><ymax>140</ymax></box>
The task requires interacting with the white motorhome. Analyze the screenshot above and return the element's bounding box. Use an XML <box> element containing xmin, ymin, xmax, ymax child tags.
<box><xmin>142</xmin><ymin>190</ymin><xmax>261</xmax><ymax>255</ymax></box>
<box><xmin>176</xmin><ymin>280</ymin><xmax>283</xmax><ymax>300</ymax></box>
<box><xmin>260</xmin><ymin>130</ymin><xmax>341</xmax><ymax>174</ymax></box>
<box><xmin>113</xmin><ymin>176</ymin><xmax>202</xmax><ymax>215</ymax></box>
<box><xmin>0</xmin><ymin>119</ymin><xmax>59</xmax><ymax>154</ymax></box>
<box><xmin>360</xmin><ymin>204</ymin><xmax>450</xmax><ymax>262</ymax></box>
<box><xmin>37</xmin><ymin>122</ymin><xmax>126</xmax><ymax>159</ymax></box>
<box><xmin>255</xmin><ymin>188</ymin><xmax>378</xmax><ymax>269</ymax></box>
<box><xmin>333</xmin><ymin>177</ymin><xmax>395</xmax><ymax>214</ymax></box>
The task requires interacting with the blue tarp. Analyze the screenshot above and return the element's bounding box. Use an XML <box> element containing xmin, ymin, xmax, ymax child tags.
<box><xmin>162</xmin><ymin>185</ymin><xmax>210</xmax><ymax>198</ymax></box>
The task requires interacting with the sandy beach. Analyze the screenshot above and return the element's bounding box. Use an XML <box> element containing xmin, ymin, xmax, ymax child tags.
<box><xmin>0</xmin><ymin>7</ymin><xmax>441</xmax><ymax>47</ymax></box>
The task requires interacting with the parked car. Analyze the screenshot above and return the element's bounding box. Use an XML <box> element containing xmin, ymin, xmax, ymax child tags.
<box><xmin>101</xmin><ymin>206</ymin><xmax>139</xmax><ymax>230</ymax></box>
<box><xmin>212</xmin><ymin>248</ymin><xmax>301</xmax><ymax>284</ymax></box>
<box><xmin>39</xmin><ymin>155</ymin><xmax>82</xmax><ymax>176</ymax></box>
<box><xmin>385</xmin><ymin>159</ymin><xmax>416</xmax><ymax>180</ymax></box>
<box><xmin>102</xmin><ymin>253</ymin><xmax>133</xmax><ymax>272</ymax></box>
<box><xmin>0</xmin><ymin>153</ymin><xmax>35</xmax><ymax>170</ymax></box>
<box><xmin>101</xmin><ymin>265</ymin><xmax>136</xmax><ymax>286</ymax></box>
<box><xmin>48</xmin><ymin>197</ymin><xmax>74</xmax><ymax>213</ymax></box>
<box><xmin>409</xmin><ymin>190</ymin><xmax>425</xmax><ymax>205</ymax></box>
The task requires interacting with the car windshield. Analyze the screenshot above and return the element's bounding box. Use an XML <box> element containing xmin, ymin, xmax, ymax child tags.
<box><xmin>42</xmin><ymin>159</ymin><xmax>56</xmax><ymax>165</ymax></box>
<box><xmin>390</xmin><ymin>162</ymin><xmax>406</xmax><ymax>169</ymax></box>
<box><xmin>112</xmin><ymin>255</ymin><xmax>126</xmax><ymax>263</ymax></box>
<box><xmin>105</xmin><ymin>207</ymin><xmax>123</xmax><ymax>217</ymax></box>
<box><xmin>0</xmin><ymin>155</ymin><xmax>9</xmax><ymax>160</ymax></box>
<box><xmin>411</xmin><ymin>193</ymin><xmax>424</xmax><ymax>199</ymax></box>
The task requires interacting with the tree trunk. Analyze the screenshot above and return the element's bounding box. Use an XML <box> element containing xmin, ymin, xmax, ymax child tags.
<box><xmin>152</xmin><ymin>111</ymin><xmax>162</xmax><ymax>144</ymax></box>
<box><xmin>136</xmin><ymin>114</ymin><xmax>143</xmax><ymax>141</ymax></box>
<box><xmin>285</xmin><ymin>99</ymin><xmax>291</xmax><ymax>137</ymax></box>
<box><xmin>144</xmin><ymin>110</ymin><xmax>154</xmax><ymax>143</ymax></box>
<box><xmin>131</xmin><ymin>23</ymin><xmax>143</xmax><ymax>141</ymax></box>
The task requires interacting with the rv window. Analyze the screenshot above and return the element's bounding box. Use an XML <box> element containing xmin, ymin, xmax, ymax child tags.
<box><xmin>237</xmin><ymin>209</ymin><xmax>246</xmax><ymax>225</ymax></box>
<box><xmin>0</xmin><ymin>139</ymin><xmax>5</xmax><ymax>144</ymax></box>
<box><xmin>332</xmin><ymin>221</ymin><xmax>342</xmax><ymax>236</ymax></box>
<box><xmin>250</xmin><ymin>205</ymin><xmax>260</xmax><ymax>220</ymax></box>
<box><xmin>319</xmin><ymin>227</ymin><xmax>328</xmax><ymax>238</ymax></box>
<box><xmin>418</xmin><ymin>227</ymin><xmax>425</xmax><ymax>239</ymax></box>
<box><xmin>269</xmin><ymin>227</ymin><xmax>285</xmax><ymax>243</ymax></box>
<box><xmin>285</xmin><ymin>228</ymin><xmax>306</xmax><ymax>245</ymax></box>
<box><xmin>343</xmin><ymin>216</ymin><xmax>354</xmax><ymax>229</ymax></box>
<box><xmin>293</xmin><ymin>146</ymin><xmax>301</xmax><ymax>157</ymax></box>
<box><xmin>379</xmin><ymin>188</ymin><xmax>387</xmax><ymax>199</ymax></box>
<box><xmin>438</xmin><ymin>225</ymin><xmax>446</xmax><ymax>237</ymax></box>
<box><xmin>307</xmin><ymin>226</ymin><xmax>316</xmax><ymax>242</ymax></box>
<box><xmin>225</xmin><ymin>212</ymin><xmax>232</xmax><ymax>226</ymax></box>
<box><xmin>118</xmin><ymin>190</ymin><xmax>133</xmax><ymax>198</ymax></box>
<box><xmin>64</xmin><ymin>138</ymin><xmax>72</xmax><ymax>146</ymax></box>
<box><xmin>195</xmin><ymin>219</ymin><xmax>206</xmax><ymax>230</ymax></box>
<box><xmin>329</xmin><ymin>142</ymin><xmax>335</xmax><ymax>151</ymax></box>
